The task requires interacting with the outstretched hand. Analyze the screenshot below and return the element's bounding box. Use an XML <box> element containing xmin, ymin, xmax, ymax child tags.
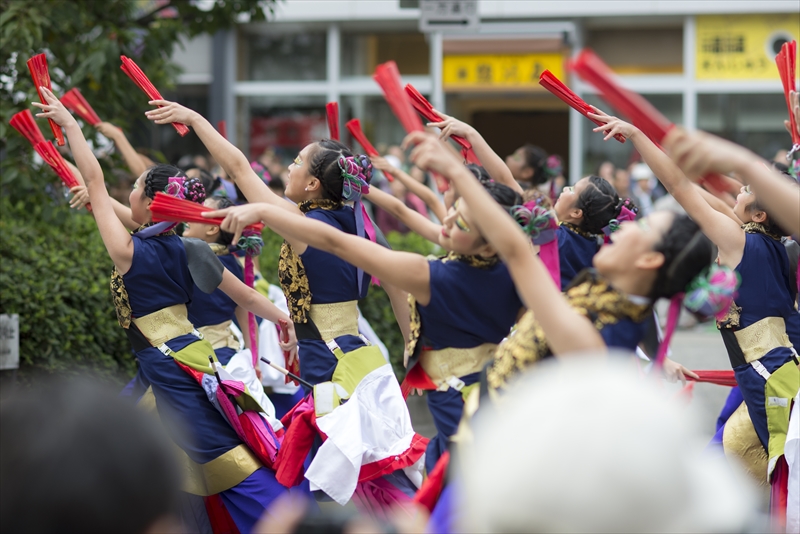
<box><xmin>144</xmin><ymin>100</ymin><xmax>197</xmax><ymax>127</ymax></box>
<box><xmin>587</xmin><ymin>106</ymin><xmax>640</xmax><ymax>141</ymax></box>
<box><xmin>203</xmin><ymin>203</ymin><xmax>267</xmax><ymax>245</ymax></box>
<box><xmin>663</xmin><ymin>128</ymin><xmax>752</xmax><ymax>180</ymax></box>
<box><xmin>402</xmin><ymin>131</ymin><xmax>462</xmax><ymax>177</ymax></box>
<box><xmin>68</xmin><ymin>185</ymin><xmax>90</xmax><ymax>210</ymax></box>
<box><xmin>426</xmin><ymin>109</ymin><xmax>474</xmax><ymax>142</ymax></box>
<box><xmin>661</xmin><ymin>358</ymin><xmax>699</xmax><ymax>386</ymax></box>
<box><xmin>32</xmin><ymin>87</ymin><xmax>77</xmax><ymax>129</ymax></box>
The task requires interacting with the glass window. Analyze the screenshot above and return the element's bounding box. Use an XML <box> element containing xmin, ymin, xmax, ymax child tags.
<box><xmin>582</xmin><ymin>93</ymin><xmax>682</xmax><ymax>176</ymax></box>
<box><xmin>697</xmin><ymin>93</ymin><xmax>790</xmax><ymax>161</ymax></box>
<box><xmin>239</xmin><ymin>95</ymin><xmax>328</xmax><ymax>161</ymax></box>
<box><xmin>341</xmin><ymin>32</ymin><xmax>429</xmax><ymax>77</ymax></box>
<box><xmin>243</xmin><ymin>32</ymin><xmax>327</xmax><ymax>81</ymax></box>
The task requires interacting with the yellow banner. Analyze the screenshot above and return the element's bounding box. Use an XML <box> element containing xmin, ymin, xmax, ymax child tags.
<box><xmin>696</xmin><ymin>14</ymin><xmax>799</xmax><ymax>80</ymax></box>
<box><xmin>442</xmin><ymin>53</ymin><xmax>565</xmax><ymax>90</ymax></box>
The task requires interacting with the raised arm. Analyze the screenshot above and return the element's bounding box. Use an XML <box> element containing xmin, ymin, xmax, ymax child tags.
<box><xmin>428</xmin><ymin>111</ymin><xmax>523</xmax><ymax>195</ymax></box>
<box><xmin>145</xmin><ymin>100</ymin><xmax>298</xmax><ymax>215</ymax></box>
<box><xmin>95</xmin><ymin>122</ymin><xmax>149</xmax><ymax>178</ymax></box>
<box><xmin>218</xmin><ymin>269</ymin><xmax>296</xmax><ymax>357</ymax></box>
<box><xmin>592</xmin><ymin>112</ymin><xmax>745</xmax><ymax>267</ymax></box>
<box><xmin>205</xmin><ymin>203</ymin><xmax>433</xmax><ymax>305</ymax></box>
<box><xmin>406</xmin><ymin>132</ymin><xmax>604</xmax><ymax>356</ymax></box>
<box><xmin>364</xmin><ymin>186</ymin><xmax>442</xmax><ymax>244</ymax></box>
<box><xmin>34</xmin><ymin>87</ymin><xmax>135</xmax><ymax>273</ymax></box>
<box><xmin>371</xmin><ymin>155</ymin><xmax>447</xmax><ymax>223</ymax></box>
<box><xmin>665</xmin><ymin>128</ymin><xmax>800</xmax><ymax>238</ymax></box>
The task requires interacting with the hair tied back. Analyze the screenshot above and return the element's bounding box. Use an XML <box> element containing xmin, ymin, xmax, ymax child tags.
<box><xmin>683</xmin><ymin>264</ymin><xmax>740</xmax><ymax>320</ymax></box>
<box><xmin>509</xmin><ymin>200</ymin><xmax>558</xmax><ymax>245</ymax></box>
<box><xmin>338</xmin><ymin>155</ymin><xmax>371</xmax><ymax>201</ymax></box>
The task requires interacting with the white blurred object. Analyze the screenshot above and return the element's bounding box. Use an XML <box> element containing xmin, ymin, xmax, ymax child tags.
<box><xmin>258</xmin><ymin>284</ymin><xmax>301</xmax><ymax>395</ymax></box>
<box><xmin>786</xmin><ymin>391</ymin><xmax>800</xmax><ymax>533</ymax></box>
<box><xmin>459</xmin><ymin>354</ymin><xmax>757</xmax><ymax>533</ymax></box>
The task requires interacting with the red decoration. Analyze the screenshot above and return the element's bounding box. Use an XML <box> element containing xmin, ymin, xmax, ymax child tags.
<box><xmin>9</xmin><ymin>109</ymin><xmax>46</xmax><ymax>146</ymax></box>
<box><xmin>538</xmin><ymin>69</ymin><xmax>625</xmax><ymax>143</ymax></box>
<box><xmin>61</xmin><ymin>88</ymin><xmax>101</xmax><ymax>126</ymax></box>
<box><xmin>34</xmin><ymin>141</ymin><xmax>79</xmax><ymax>188</ymax></box>
<box><xmin>325</xmin><ymin>102</ymin><xmax>340</xmax><ymax>141</ymax></box>
<box><xmin>280</xmin><ymin>319</ymin><xmax>300</xmax><ymax>386</ymax></box>
<box><xmin>686</xmin><ymin>370</ymin><xmax>737</xmax><ymax>387</ymax></box>
<box><xmin>404</xmin><ymin>83</ymin><xmax>472</xmax><ymax>151</ymax></box>
<box><xmin>26</xmin><ymin>54</ymin><xmax>65</xmax><ymax>146</ymax></box>
<box><xmin>217</xmin><ymin>120</ymin><xmax>227</xmax><ymax>140</ymax></box>
<box><xmin>346</xmin><ymin>118</ymin><xmax>396</xmax><ymax>181</ymax></box>
<box><xmin>373</xmin><ymin>61</ymin><xmax>424</xmax><ymax>134</ymax></box>
<box><xmin>570</xmin><ymin>49</ymin><xmax>726</xmax><ymax>192</ymax></box>
<box><xmin>149</xmin><ymin>192</ymin><xmax>264</xmax><ymax>231</ymax></box>
<box><xmin>776</xmin><ymin>40</ymin><xmax>799</xmax><ymax>145</ymax></box>
<box><xmin>120</xmin><ymin>56</ymin><xmax>190</xmax><ymax>136</ymax></box>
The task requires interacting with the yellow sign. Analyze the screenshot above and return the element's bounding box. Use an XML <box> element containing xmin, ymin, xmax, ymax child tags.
<box><xmin>696</xmin><ymin>14</ymin><xmax>799</xmax><ymax>80</ymax></box>
<box><xmin>442</xmin><ymin>53</ymin><xmax>565</xmax><ymax>90</ymax></box>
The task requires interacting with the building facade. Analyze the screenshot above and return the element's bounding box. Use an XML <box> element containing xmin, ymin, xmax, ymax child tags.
<box><xmin>170</xmin><ymin>0</ymin><xmax>799</xmax><ymax>183</ymax></box>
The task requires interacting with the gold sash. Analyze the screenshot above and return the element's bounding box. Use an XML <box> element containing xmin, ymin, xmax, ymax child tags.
<box><xmin>733</xmin><ymin>317</ymin><xmax>792</xmax><ymax>364</ymax></box>
<box><xmin>722</xmin><ymin>402</ymin><xmax>768</xmax><ymax>486</ymax></box>
<box><xmin>420</xmin><ymin>343</ymin><xmax>498</xmax><ymax>389</ymax></box>
<box><xmin>198</xmin><ymin>320</ymin><xmax>240</xmax><ymax>351</ymax></box>
<box><xmin>309</xmin><ymin>301</ymin><xmax>359</xmax><ymax>341</ymax></box>
<box><xmin>132</xmin><ymin>304</ymin><xmax>194</xmax><ymax>346</ymax></box>
<box><xmin>138</xmin><ymin>387</ymin><xmax>261</xmax><ymax>496</ymax></box>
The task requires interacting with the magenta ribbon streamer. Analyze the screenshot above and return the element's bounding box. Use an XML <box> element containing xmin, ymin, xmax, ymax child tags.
<box><xmin>245</xmin><ymin>255</ymin><xmax>258</xmax><ymax>368</ymax></box>
<box><xmin>654</xmin><ymin>294</ymin><xmax>683</xmax><ymax>369</ymax></box>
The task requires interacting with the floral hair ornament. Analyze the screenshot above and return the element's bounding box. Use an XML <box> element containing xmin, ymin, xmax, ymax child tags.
<box><xmin>544</xmin><ymin>154</ymin><xmax>563</xmax><ymax>179</ymax></box>
<box><xmin>603</xmin><ymin>198</ymin><xmax>639</xmax><ymax>237</ymax></box>
<box><xmin>339</xmin><ymin>155</ymin><xmax>371</xmax><ymax>201</ymax></box>
<box><xmin>339</xmin><ymin>154</ymin><xmax>377</xmax><ymax>294</ymax></box>
<box><xmin>164</xmin><ymin>177</ymin><xmax>186</xmax><ymax>200</ymax></box>
<box><xmin>654</xmin><ymin>263</ymin><xmax>740</xmax><ymax>370</ymax></box>
<box><xmin>251</xmin><ymin>161</ymin><xmax>272</xmax><ymax>185</ymax></box>
<box><xmin>508</xmin><ymin>200</ymin><xmax>558</xmax><ymax>245</ymax></box>
<box><xmin>683</xmin><ymin>263</ymin><xmax>740</xmax><ymax>321</ymax></box>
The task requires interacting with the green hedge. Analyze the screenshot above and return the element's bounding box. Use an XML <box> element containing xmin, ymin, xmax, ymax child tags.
<box><xmin>0</xmin><ymin>198</ymin><xmax>133</xmax><ymax>383</ymax></box>
<box><xmin>0</xmin><ymin>198</ymin><xmax>438</xmax><ymax>383</ymax></box>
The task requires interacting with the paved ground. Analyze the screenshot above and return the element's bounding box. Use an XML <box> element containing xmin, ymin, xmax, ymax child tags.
<box><xmin>407</xmin><ymin>322</ymin><xmax>732</xmax><ymax>441</ymax></box>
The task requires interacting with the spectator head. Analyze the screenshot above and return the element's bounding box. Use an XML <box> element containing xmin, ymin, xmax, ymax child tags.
<box><xmin>1</xmin><ymin>378</ymin><xmax>181</xmax><ymax>534</ymax></box>
<box><xmin>597</xmin><ymin>160</ymin><xmax>616</xmax><ymax>183</ymax></box>
<box><xmin>631</xmin><ymin>163</ymin><xmax>656</xmax><ymax>193</ymax></box>
<box><xmin>505</xmin><ymin>144</ymin><xmax>548</xmax><ymax>185</ymax></box>
<box><xmin>459</xmin><ymin>357</ymin><xmax>756</xmax><ymax>533</ymax></box>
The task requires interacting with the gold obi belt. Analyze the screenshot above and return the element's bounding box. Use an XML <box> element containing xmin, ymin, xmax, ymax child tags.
<box><xmin>419</xmin><ymin>343</ymin><xmax>498</xmax><ymax>391</ymax></box>
<box><xmin>198</xmin><ymin>320</ymin><xmax>240</xmax><ymax>352</ymax></box>
<box><xmin>132</xmin><ymin>304</ymin><xmax>194</xmax><ymax>347</ymax></box>
<box><xmin>309</xmin><ymin>301</ymin><xmax>359</xmax><ymax>341</ymax></box>
<box><xmin>734</xmin><ymin>317</ymin><xmax>792</xmax><ymax>364</ymax></box>
<box><xmin>138</xmin><ymin>388</ymin><xmax>261</xmax><ymax>495</ymax></box>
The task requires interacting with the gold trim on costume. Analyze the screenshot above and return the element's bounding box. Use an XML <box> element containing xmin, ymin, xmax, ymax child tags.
<box><xmin>722</xmin><ymin>402</ymin><xmax>769</xmax><ymax>486</ymax></box>
<box><xmin>309</xmin><ymin>301</ymin><xmax>359</xmax><ymax>341</ymax></box>
<box><xmin>181</xmin><ymin>444</ymin><xmax>262</xmax><ymax>496</ymax></box>
<box><xmin>733</xmin><ymin>317</ymin><xmax>792</xmax><ymax>363</ymax></box>
<box><xmin>419</xmin><ymin>343</ymin><xmax>498</xmax><ymax>388</ymax></box>
<box><xmin>132</xmin><ymin>304</ymin><xmax>194</xmax><ymax>346</ymax></box>
<box><xmin>198</xmin><ymin>321</ymin><xmax>240</xmax><ymax>351</ymax></box>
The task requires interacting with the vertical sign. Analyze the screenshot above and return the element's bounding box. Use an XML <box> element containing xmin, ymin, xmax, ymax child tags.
<box><xmin>0</xmin><ymin>314</ymin><xmax>20</xmax><ymax>371</ymax></box>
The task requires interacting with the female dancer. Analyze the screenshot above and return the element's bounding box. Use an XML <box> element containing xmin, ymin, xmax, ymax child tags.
<box><xmin>204</xmin><ymin>155</ymin><xmax>528</xmax><ymax>477</ymax></box>
<box><xmin>594</xmin><ymin>111</ymin><xmax>800</xmax><ymax>524</ymax></box>
<box><xmin>34</xmin><ymin>88</ymin><xmax>296</xmax><ymax>534</ymax></box>
<box><xmin>403</xmin><ymin>132</ymin><xmax>714</xmax><ymax>391</ymax></box>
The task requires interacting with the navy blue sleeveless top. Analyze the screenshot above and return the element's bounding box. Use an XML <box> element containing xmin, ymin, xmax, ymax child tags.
<box><xmin>124</xmin><ymin>234</ymin><xmax>193</xmax><ymax>317</ymax></box>
<box><xmin>417</xmin><ymin>258</ymin><xmax>523</xmax><ymax>350</ymax></box>
<box><xmin>187</xmin><ymin>253</ymin><xmax>244</xmax><ymax>328</ymax></box>
<box><xmin>557</xmin><ymin>225</ymin><xmax>599</xmax><ymax>291</ymax></box>
<box><xmin>734</xmin><ymin>232</ymin><xmax>800</xmax><ymax>347</ymax></box>
<box><xmin>301</xmin><ymin>207</ymin><xmax>370</xmax><ymax>303</ymax></box>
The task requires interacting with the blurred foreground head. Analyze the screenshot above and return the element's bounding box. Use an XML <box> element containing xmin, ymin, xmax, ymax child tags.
<box><xmin>459</xmin><ymin>355</ymin><xmax>757</xmax><ymax>533</ymax></box>
<box><xmin>1</xmin><ymin>378</ymin><xmax>180</xmax><ymax>533</ymax></box>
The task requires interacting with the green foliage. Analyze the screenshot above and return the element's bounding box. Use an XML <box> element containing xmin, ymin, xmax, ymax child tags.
<box><xmin>259</xmin><ymin>227</ymin><xmax>439</xmax><ymax>379</ymax></box>
<box><xmin>0</xmin><ymin>198</ymin><xmax>133</xmax><ymax>383</ymax></box>
<box><xmin>0</xmin><ymin>0</ymin><xmax>277</xmax><ymax>206</ymax></box>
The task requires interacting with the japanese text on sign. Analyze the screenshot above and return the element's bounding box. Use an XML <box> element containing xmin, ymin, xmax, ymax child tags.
<box><xmin>695</xmin><ymin>14</ymin><xmax>799</xmax><ymax>80</ymax></box>
<box><xmin>442</xmin><ymin>53</ymin><xmax>565</xmax><ymax>90</ymax></box>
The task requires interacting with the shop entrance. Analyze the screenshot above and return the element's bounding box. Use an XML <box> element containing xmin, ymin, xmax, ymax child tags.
<box><xmin>470</xmin><ymin>109</ymin><xmax>570</xmax><ymax>176</ymax></box>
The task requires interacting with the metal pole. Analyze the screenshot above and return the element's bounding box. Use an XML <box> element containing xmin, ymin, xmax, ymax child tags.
<box><xmin>430</xmin><ymin>31</ymin><xmax>444</xmax><ymax>112</ymax></box>
<box><xmin>568</xmin><ymin>19</ymin><xmax>585</xmax><ymax>185</ymax></box>
<box><xmin>682</xmin><ymin>15</ymin><xmax>697</xmax><ymax>131</ymax></box>
<box><xmin>327</xmin><ymin>23</ymin><xmax>341</xmax><ymax>105</ymax></box>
